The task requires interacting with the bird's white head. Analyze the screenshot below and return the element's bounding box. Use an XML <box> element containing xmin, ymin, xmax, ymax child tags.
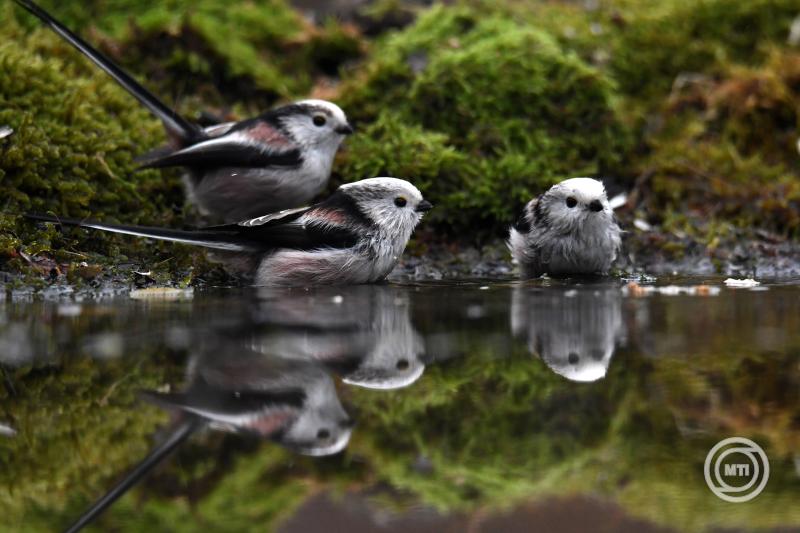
<box><xmin>340</xmin><ymin>177</ymin><xmax>433</xmax><ymax>240</ymax></box>
<box><xmin>281</xmin><ymin>373</ymin><xmax>354</xmax><ymax>456</ymax></box>
<box><xmin>538</xmin><ymin>177</ymin><xmax>613</xmax><ymax>232</ymax></box>
<box><xmin>278</xmin><ymin>99</ymin><xmax>353</xmax><ymax>150</ymax></box>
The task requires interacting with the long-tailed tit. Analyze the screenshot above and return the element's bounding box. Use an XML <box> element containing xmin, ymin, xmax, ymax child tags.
<box><xmin>28</xmin><ymin>177</ymin><xmax>433</xmax><ymax>286</ymax></box>
<box><xmin>143</xmin><ymin>349</ymin><xmax>354</xmax><ymax>456</ymax></box>
<box><xmin>251</xmin><ymin>285</ymin><xmax>427</xmax><ymax>390</ymax></box>
<box><xmin>511</xmin><ymin>284</ymin><xmax>625</xmax><ymax>382</ymax></box>
<box><xmin>16</xmin><ymin>0</ymin><xmax>353</xmax><ymax>222</ymax></box>
<box><xmin>508</xmin><ymin>177</ymin><xmax>621</xmax><ymax>278</ymax></box>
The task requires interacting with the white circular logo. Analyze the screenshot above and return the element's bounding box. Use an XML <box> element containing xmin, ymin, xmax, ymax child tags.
<box><xmin>704</xmin><ymin>437</ymin><xmax>769</xmax><ymax>502</ymax></box>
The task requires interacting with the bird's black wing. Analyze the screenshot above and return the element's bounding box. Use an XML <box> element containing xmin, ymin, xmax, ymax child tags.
<box><xmin>26</xmin><ymin>196</ymin><xmax>365</xmax><ymax>252</ymax></box>
<box><xmin>15</xmin><ymin>0</ymin><xmax>201</xmax><ymax>143</ymax></box>
<box><xmin>140</xmin><ymin>387</ymin><xmax>305</xmax><ymax>422</ymax></box>
<box><xmin>222</xmin><ymin>189</ymin><xmax>373</xmax><ymax>250</ymax></box>
<box><xmin>139</xmin><ymin>120</ymin><xmax>302</xmax><ymax>170</ymax></box>
<box><xmin>209</xmin><ymin>207</ymin><xmax>363</xmax><ymax>251</ymax></box>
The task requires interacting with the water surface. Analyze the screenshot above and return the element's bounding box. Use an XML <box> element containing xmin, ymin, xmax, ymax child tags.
<box><xmin>1</xmin><ymin>277</ymin><xmax>799</xmax><ymax>532</ymax></box>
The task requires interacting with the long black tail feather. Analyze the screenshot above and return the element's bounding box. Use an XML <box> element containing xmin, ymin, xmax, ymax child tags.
<box><xmin>15</xmin><ymin>0</ymin><xmax>201</xmax><ymax>143</ymax></box>
<box><xmin>26</xmin><ymin>213</ymin><xmax>258</xmax><ymax>252</ymax></box>
<box><xmin>62</xmin><ymin>417</ymin><xmax>201</xmax><ymax>533</ymax></box>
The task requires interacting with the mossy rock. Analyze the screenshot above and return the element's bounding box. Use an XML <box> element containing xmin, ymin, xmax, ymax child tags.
<box><xmin>609</xmin><ymin>0</ymin><xmax>800</xmax><ymax>101</ymax></box>
<box><xmin>12</xmin><ymin>0</ymin><xmax>363</xmax><ymax>109</ymax></box>
<box><xmin>639</xmin><ymin>49</ymin><xmax>800</xmax><ymax>236</ymax></box>
<box><xmin>337</xmin><ymin>7</ymin><xmax>632</xmax><ymax>238</ymax></box>
<box><xmin>0</xmin><ymin>8</ymin><xmax>187</xmax><ymax>267</ymax></box>
<box><xmin>0</xmin><ymin>0</ymin><xmax>366</xmax><ymax>282</ymax></box>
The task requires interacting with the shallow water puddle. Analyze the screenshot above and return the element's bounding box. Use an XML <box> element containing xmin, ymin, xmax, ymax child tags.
<box><xmin>0</xmin><ymin>277</ymin><xmax>799</xmax><ymax>532</ymax></box>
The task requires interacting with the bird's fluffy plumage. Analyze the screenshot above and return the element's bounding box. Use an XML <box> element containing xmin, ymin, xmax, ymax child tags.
<box><xmin>16</xmin><ymin>0</ymin><xmax>352</xmax><ymax>223</ymax></box>
<box><xmin>509</xmin><ymin>177</ymin><xmax>621</xmax><ymax>278</ymax></box>
<box><xmin>511</xmin><ymin>285</ymin><xmax>624</xmax><ymax>382</ymax></box>
<box><xmin>143</xmin><ymin>350</ymin><xmax>353</xmax><ymax>456</ymax></box>
<box><xmin>28</xmin><ymin>177</ymin><xmax>431</xmax><ymax>287</ymax></box>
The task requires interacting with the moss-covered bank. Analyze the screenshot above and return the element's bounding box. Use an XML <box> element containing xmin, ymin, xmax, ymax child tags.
<box><xmin>336</xmin><ymin>8</ymin><xmax>630</xmax><ymax>236</ymax></box>
<box><xmin>2</xmin><ymin>0</ymin><xmax>800</xmax><ymax>281</ymax></box>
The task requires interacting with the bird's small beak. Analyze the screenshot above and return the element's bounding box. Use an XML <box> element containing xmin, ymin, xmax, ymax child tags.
<box><xmin>588</xmin><ymin>200</ymin><xmax>603</xmax><ymax>212</ymax></box>
<box><xmin>336</xmin><ymin>124</ymin><xmax>354</xmax><ymax>135</ymax></box>
<box><xmin>416</xmin><ymin>199</ymin><xmax>434</xmax><ymax>213</ymax></box>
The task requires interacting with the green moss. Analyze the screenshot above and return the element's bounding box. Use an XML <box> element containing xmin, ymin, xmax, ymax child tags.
<box><xmin>0</xmin><ymin>8</ymin><xmax>192</xmax><ymax>273</ymax></box>
<box><xmin>14</xmin><ymin>0</ymin><xmax>363</xmax><ymax>107</ymax></box>
<box><xmin>639</xmin><ymin>49</ymin><xmax>800</xmax><ymax>237</ymax></box>
<box><xmin>0</xmin><ymin>354</ymin><xmax>178</xmax><ymax>531</ymax></box>
<box><xmin>338</xmin><ymin>7</ymin><xmax>631</xmax><ymax>237</ymax></box>
<box><xmin>609</xmin><ymin>0</ymin><xmax>800</xmax><ymax>101</ymax></box>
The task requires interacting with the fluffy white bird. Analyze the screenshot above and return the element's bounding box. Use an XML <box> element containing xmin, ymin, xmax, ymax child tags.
<box><xmin>508</xmin><ymin>177</ymin><xmax>621</xmax><ymax>278</ymax></box>
<box><xmin>16</xmin><ymin>0</ymin><xmax>353</xmax><ymax>222</ymax></box>
<box><xmin>143</xmin><ymin>350</ymin><xmax>354</xmax><ymax>456</ymax></box>
<box><xmin>511</xmin><ymin>285</ymin><xmax>625</xmax><ymax>382</ymax></box>
<box><xmin>28</xmin><ymin>177</ymin><xmax>433</xmax><ymax>286</ymax></box>
<box><xmin>251</xmin><ymin>285</ymin><xmax>427</xmax><ymax>390</ymax></box>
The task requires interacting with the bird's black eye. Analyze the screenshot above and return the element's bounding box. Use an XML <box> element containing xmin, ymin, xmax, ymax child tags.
<box><xmin>317</xmin><ymin>429</ymin><xmax>330</xmax><ymax>440</ymax></box>
<box><xmin>394</xmin><ymin>197</ymin><xmax>407</xmax><ymax>207</ymax></box>
<box><xmin>313</xmin><ymin>115</ymin><xmax>326</xmax><ymax>127</ymax></box>
<box><xmin>396</xmin><ymin>359</ymin><xmax>409</xmax><ymax>370</ymax></box>
<box><xmin>566</xmin><ymin>196</ymin><xmax>578</xmax><ymax>208</ymax></box>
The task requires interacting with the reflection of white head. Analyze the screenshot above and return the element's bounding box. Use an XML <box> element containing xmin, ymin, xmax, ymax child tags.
<box><xmin>542</xmin><ymin>345</ymin><xmax>613</xmax><ymax>383</ymax></box>
<box><xmin>511</xmin><ymin>285</ymin><xmax>624</xmax><ymax>383</ymax></box>
<box><xmin>253</xmin><ymin>286</ymin><xmax>427</xmax><ymax>390</ymax></box>
<box><xmin>343</xmin><ymin>289</ymin><xmax>425</xmax><ymax>390</ymax></box>
<box><xmin>160</xmin><ymin>352</ymin><xmax>354</xmax><ymax>457</ymax></box>
<box><xmin>280</xmin><ymin>367</ymin><xmax>354</xmax><ymax>456</ymax></box>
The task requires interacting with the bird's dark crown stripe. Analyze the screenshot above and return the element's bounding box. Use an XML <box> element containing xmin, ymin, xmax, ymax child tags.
<box><xmin>258</xmin><ymin>103</ymin><xmax>332</xmax><ymax>133</ymax></box>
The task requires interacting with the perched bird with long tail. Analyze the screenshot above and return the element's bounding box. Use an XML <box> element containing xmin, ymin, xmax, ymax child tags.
<box><xmin>28</xmin><ymin>177</ymin><xmax>433</xmax><ymax>286</ymax></box>
<box><xmin>15</xmin><ymin>0</ymin><xmax>353</xmax><ymax>222</ymax></box>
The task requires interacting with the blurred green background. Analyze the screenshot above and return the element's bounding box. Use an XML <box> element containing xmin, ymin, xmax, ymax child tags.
<box><xmin>2</xmin><ymin>0</ymin><xmax>800</xmax><ymax>282</ymax></box>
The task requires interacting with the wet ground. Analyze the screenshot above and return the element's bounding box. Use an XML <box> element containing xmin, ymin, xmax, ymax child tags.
<box><xmin>1</xmin><ymin>276</ymin><xmax>799</xmax><ymax>532</ymax></box>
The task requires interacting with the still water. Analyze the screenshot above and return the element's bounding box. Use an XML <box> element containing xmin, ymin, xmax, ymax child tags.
<box><xmin>1</xmin><ymin>278</ymin><xmax>799</xmax><ymax>532</ymax></box>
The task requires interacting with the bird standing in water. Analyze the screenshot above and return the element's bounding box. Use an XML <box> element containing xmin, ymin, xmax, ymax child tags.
<box><xmin>28</xmin><ymin>177</ymin><xmax>433</xmax><ymax>286</ymax></box>
<box><xmin>508</xmin><ymin>177</ymin><xmax>621</xmax><ymax>278</ymax></box>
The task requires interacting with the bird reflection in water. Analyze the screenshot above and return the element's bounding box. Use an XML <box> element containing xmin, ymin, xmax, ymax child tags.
<box><xmin>511</xmin><ymin>284</ymin><xmax>625</xmax><ymax>382</ymax></box>
<box><xmin>63</xmin><ymin>347</ymin><xmax>352</xmax><ymax>533</ymax></box>
<box><xmin>63</xmin><ymin>285</ymin><xmax>430</xmax><ymax>531</ymax></box>
<box><xmin>146</xmin><ymin>348</ymin><xmax>354</xmax><ymax>456</ymax></box>
<box><xmin>252</xmin><ymin>285</ymin><xmax>426</xmax><ymax>390</ymax></box>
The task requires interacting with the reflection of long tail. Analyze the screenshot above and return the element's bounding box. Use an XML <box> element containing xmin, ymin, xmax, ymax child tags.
<box><xmin>63</xmin><ymin>417</ymin><xmax>202</xmax><ymax>533</ymax></box>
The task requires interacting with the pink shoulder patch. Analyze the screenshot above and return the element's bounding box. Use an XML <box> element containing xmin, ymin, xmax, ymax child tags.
<box><xmin>246</xmin><ymin>410</ymin><xmax>296</xmax><ymax>437</ymax></box>
<box><xmin>308</xmin><ymin>208</ymin><xmax>347</xmax><ymax>225</ymax></box>
<box><xmin>245</xmin><ymin>122</ymin><xmax>293</xmax><ymax>147</ymax></box>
